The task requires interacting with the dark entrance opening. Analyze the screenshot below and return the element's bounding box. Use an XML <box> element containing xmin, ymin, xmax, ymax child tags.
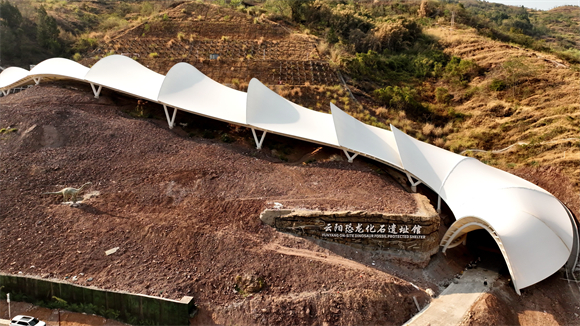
<box><xmin>466</xmin><ymin>229</ymin><xmax>509</xmax><ymax>275</ymax></box>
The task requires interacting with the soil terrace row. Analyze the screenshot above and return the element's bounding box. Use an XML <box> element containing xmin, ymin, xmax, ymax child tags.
<box><xmin>85</xmin><ymin>2</ymin><xmax>338</xmax><ymax>86</ymax></box>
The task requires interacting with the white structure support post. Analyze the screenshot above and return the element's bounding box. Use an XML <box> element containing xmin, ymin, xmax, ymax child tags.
<box><xmin>406</xmin><ymin>173</ymin><xmax>421</xmax><ymax>192</ymax></box>
<box><xmin>90</xmin><ymin>83</ymin><xmax>102</xmax><ymax>98</ymax></box>
<box><xmin>437</xmin><ymin>195</ymin><xmax>442</xmax><ymax>213</ymax></box>
<box><xmin>33</xmin><ymin>77</ymin><xmax>41</xmax><ymax>85</ymax></box>
<box><xmin>342</xmin><ymin>150</ymin><xmax>358</xmax><ymax>163</ymax></box>
<box><xmin>251</xmin><ymin>128</ymin><xmax>267</xmax><ymax>150</ymax></box>
<box><xmin>1</xmin><ymin>89</ymin><xmax>8</xmax><ymax>96</ymax></box>
<box><xmin>163</xmin><ymin>105</ymin><xmax>177</xmax><ymax>129</ymax></box>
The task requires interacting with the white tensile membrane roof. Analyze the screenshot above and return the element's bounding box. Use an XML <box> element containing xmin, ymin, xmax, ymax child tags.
<box><xmin>158</xmin><ymin>62</ymin><xmax>247</xmax><ymax>125</ymax></box>
<box><xmin>0</xmin><ymin>56</ymin><xmax>576</xmax><ymax>294</ymax></box>
<box><xmin>391</xmin><ymin>125</ymin><xmax>576</xmax><ymax>293</ymax></box>
<box><xmin>30</xmin><ymin>57</ymin><xmax>90</xmax><ymax>81</ymax></box>
<box><xmin>330</xmin><ymin>103</ymin><xmax>402</xmax><ymax>169</ymax></box>
<box><xmin>84</xmin><ymin>55</ymin><xmax>164</xmax><ymax>102</ymax></box>
<box><xmin>0</xmin><ymin>66</ymin><xmax>30</xmax><ymax>90</ymax></box>
<box><xmin>246</xmin><ymin>78</ymin><xmax>339</xmax><ymax>147</ymax></box>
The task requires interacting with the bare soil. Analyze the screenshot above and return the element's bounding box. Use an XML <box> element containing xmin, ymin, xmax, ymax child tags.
<box><xmin>0</xmin><ymin>83</ymin><xmax>436</xmax><ymax>325</ymax></box>
<box><xmin>460</xmin><ymin>275</ymin><xmax>580</xmax><ymax>326</ymax></box>
<box><xmin>2</xmin><ymin>83</ymin><xmax>578</xmax><ymax>325</ymax></box>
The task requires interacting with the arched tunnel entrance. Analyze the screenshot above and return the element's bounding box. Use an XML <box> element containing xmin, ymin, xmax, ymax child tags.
<box><xmin>440</xmin><ymin>216</ymin><xmax>517</xmax><ymax>291</ymax></box>
<box><xmin>465</xmin><ymin>229</ymin><xmax>509</xmax><ymax>275</ymax></box>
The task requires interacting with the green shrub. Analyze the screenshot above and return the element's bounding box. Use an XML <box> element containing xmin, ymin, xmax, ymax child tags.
<box><xmin>220</xmin><ymin>133</ymin><xmax>234</xmax><ymax>143</ymax></box>
<box><xmin>72</xmin><ymin>52</ymin><xmax>82</xmax><ymax>61</ymax></box>
<box><xmin>489</xmin><ymin>78</ymin><xmax>507</xmax><ymax>91</ymax></box>
<box><xmin>444</xmin><ymin>56</ymin><xmax>481</xmax><ymax>84</ymax></box>
<box><xmin>555</xmin><ymin>48</ymin><xmax>580</xmax><ymax>65</ymax></box>
<box><xmin>73</xmin><ymin>36</ymin><xmax>98</xmax><ymax>52</ymax></box>
<box><xmin>202</xmin><ymin>129</ymin><xmax>214</xmax><ymax>139</ymax></box>
<box><xmin>374</xmin><ymin>86</ymin><xmax>422</xmax><ymax>112</ymax></box>
<box><xmin>99</xmin><ymin>16</ymin><xmax>128</xmax><ymax>30</ymax></box>
<box><xmin>148</xmin><ymin>52</ymin><xmax>158</xmax><ymax>58</ymax></box>
<box><xmin>464</xmin><ymin>86</ymin><xmax>480</xmax><ymax>99</ymax></box>
<box><xmin>140</xmin><ymin>1</ymin><xmax>154</xmax><ymax>16</ymax></box>
<box><xmin>435</xmin><ymin>87</ymin><xmax>453</xmax><ymax>104</ymax></box>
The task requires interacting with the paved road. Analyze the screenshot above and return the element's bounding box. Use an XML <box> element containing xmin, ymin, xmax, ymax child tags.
<box><xmin>404</xmin><ymin>268</ymin><xmax>498</xmax><ymax>326</ymax></box>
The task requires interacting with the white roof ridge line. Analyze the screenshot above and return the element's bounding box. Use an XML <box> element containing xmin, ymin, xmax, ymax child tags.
<box><xmin>437</xmin><ymin>156</ymin><xmax>477</xmax><ymax>194</ymax></box>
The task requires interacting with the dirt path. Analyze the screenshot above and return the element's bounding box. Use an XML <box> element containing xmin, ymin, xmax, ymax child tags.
<box><xmin>404</xmin><ymin>268</ymin><xmax>498</xmax><ymax>326</ymax></box>
<box><xmin>264</xmin><ymin>242</ymin><xmax>378</xmax><ymax>274</ymax></box>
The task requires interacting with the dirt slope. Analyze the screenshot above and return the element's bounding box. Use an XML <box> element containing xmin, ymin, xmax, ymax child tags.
<box><xmin>0</xmin><ymin>83</ymin><xmax>434</xmax><ymax>325</ymax></box>
<box><xmin>460</xmin><ymin>276</ymin><xmax>580</xmax><ymax>326</ymax></box>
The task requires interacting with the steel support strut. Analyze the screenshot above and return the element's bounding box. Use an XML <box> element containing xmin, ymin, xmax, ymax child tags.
<box><xmin>163</xmin><ymin>105</ymin><xmax>177</xmax><ymax>129</ymax></box>
<box><xmin>405</xmin><ymin>173</ymin><xmax>421</xmax><ymax>193</ymax></box>
<box><xmin>251</xmin><ymin>128</ymin><xmax>267</xmax><ymax>150</ymax></box>
<box><xmin>90</xmin><ymin>83</ymin><xmax>102</xmax><ymax>98</ymax></box>
<box><xmin>342</xmin><ymin>150</ymin><xmax>358</xmax><ymax>163</ymax></box>
<box><xmin>33</xmin><ymin>77</ymin><xmax>41</xmax><ymax>85</ymax></box>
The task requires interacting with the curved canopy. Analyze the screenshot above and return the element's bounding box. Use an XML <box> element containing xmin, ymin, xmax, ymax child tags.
<box><xmin>390</xmin><ymin>125</ymin><xmax>575</xmax><ymax>293</ymax></box>
<box><xmin>445</xmin><ymin>188</ymin><xmax>573</xmax><ymax>291</ymax></box>
<box><xmin>30</xmin><ymin>58</ymin><xmax>90</xmax><ymax>81</ymax></box>
<box><xmin>391</xmin><ymin>125</ymin><xmax>471</xmax><ymax>191</ymax></box>
<box><xmin>246</xmin><ymin>78</ymin><xmax>339</xmax><ymax>147</ymax></box>
<box><xmin>0</xmin><ymin>67</ymin><xmax>30</xmax><ymax>90</ymax></box>
<box><xmin>84</xmin><ymin>55</ymin><xmax>164</xmax><ymax>102</ymax></box>
<box><xmin>440</xmin><ymin>158</ymin><xmax>549</xmax><ymax>204</ymax></box>
<box><xmin>331</xmin><ymin>103</ymin><xmax>402</xmax><ymax>169</ymax></box>
<box><xmin>158</xmin><ymin>63</ymin><xmax>247</xmax><ymax>125</ymax></box>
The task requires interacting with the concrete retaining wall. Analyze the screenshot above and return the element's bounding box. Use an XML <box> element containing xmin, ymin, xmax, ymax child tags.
<box><xmin>0</xmin><ymin>274</ymin><xmax>195</xmax><ymax>325</ymax></box>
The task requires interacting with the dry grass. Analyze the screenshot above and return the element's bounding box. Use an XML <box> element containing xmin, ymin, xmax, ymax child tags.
<box><xmin>427</xmin><ymin>26</ymin><xmax>580</xmax><ymax>188</ymax></box>
<box><xmin>422</xmin><ymin>123</ymin><xmax>435</xmax><ymax>136</ymax></box>
<box><xmin>376</xmin><ymin>107</ymin><xmax>389</xmax><ymax>119</ymax></box>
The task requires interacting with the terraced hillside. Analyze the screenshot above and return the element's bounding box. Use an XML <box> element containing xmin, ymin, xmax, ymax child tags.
<box><xmin>81</xmin><ymin>2</ymin><xmax>339</xmax><ymax>87</ymax></box>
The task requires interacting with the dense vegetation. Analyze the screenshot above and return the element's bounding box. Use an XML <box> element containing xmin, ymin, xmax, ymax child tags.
<box><xmin>0</xmin><ymin>0</ymin><xmax>577</xmax><ymax>172</ymax></box>
<box><xmin>0</xmin><ymin>0</ymin><xmax>172</xmax><ymax>66</ymax></box>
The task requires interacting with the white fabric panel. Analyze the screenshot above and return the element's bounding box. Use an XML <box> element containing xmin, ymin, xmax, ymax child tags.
<box><xmin>158</xmin><ymin>62</ymin><xmax>247</xmax><ymax>125</ymax></box>
<box><xmin>30</xmin><ymin>58</ymin><xmax>90</xmax><ymax>80</ymax></box>
<box><xmin>451</xmin><ymin>186</ymin><xmax>573</xmax><ymax>252</ymax></box>
<box><xmin>441</xmin><ymin>158</ymin><xmax>549</xmax><ymax>204</ymax></box>
<box><xmin>330</xmin><ymin>103</ymin><xmax>402</xmax><ymax>168</ymax></box>
<box><xmin>246</xmin><ymin>78</ymin><xmax>339</xmax><ymax>147</ymax></box>
<box><xmin>0</xmin><ymin>67</ymin><xmax>30</xmax><ymax>89</ymax></box>
<box><xmin>84</xmin><ymin>55</ymin><xmax>164</xmax><ymax>102</ymax></box>
<box><xmin>453</xmin><ymin>190</ymin><xmax>571</xmax><ymax>290</ymax></box>
<box><xmin>391</xmin><ymin>125</ymin><xmax>470</xmax><ymax>191</ymax></box>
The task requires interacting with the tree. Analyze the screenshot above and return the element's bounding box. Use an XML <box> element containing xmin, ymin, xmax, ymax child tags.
<box><xmin>0</xmin><ymin>0</ymin><xmax>23</xmax><ymax>65</ymax></box>
<box><xmin>501</xmin><ymin>56</ymin><xmax>535</xmax><ymax>99</ymax></box>
<box><xmin>284</xmin><ymin>0</ymin><xmax>313</xmax><ymax>22</ymax></box>
<box><xmin>36</xmin><ymin>5</ymin><xmax>61</xmax><ymax>54</ymax></box>
<box><xmin>0</xmin><ymin>0</ymin><xmax>22</xmax><ymax>28</ymax></box>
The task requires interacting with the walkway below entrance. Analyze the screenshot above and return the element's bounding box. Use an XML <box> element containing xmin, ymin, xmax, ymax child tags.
<box><xmin>404</xmin><ymin>268</ymin><xmax>498</xmax><ymax>326</ymax></box>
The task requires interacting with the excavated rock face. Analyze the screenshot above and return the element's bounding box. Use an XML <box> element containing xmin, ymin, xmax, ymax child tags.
<box><xmin>261</xmin><ymin>194</ymin><xmax>440</xmax><ymax>267</ymax></box>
